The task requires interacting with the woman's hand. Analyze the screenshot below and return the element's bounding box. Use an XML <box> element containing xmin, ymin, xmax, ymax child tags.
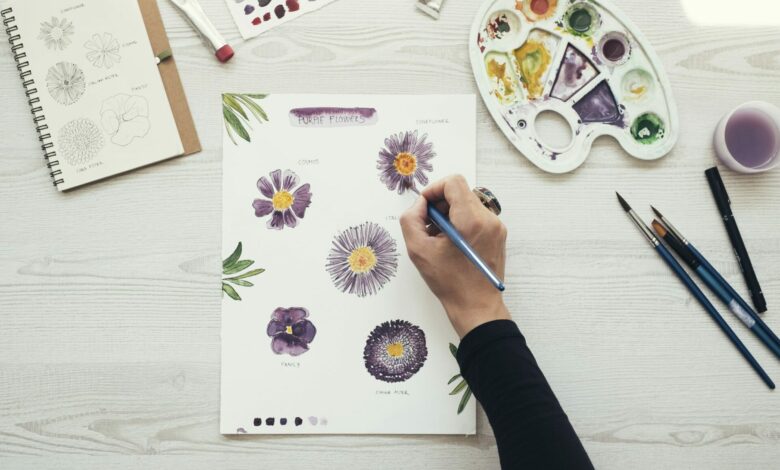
<box><xmin>400</xmin><ymin>175</ymin><xmax>510</xmax><ymax>337</ymax></box>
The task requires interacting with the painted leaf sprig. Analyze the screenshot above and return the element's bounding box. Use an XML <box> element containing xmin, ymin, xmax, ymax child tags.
<box><xmin>223</xmin><ymin>93</ymin><xmax>269</xmax><ymax>145</ymax></box>
<box><xmin>222</xmin><ymin>242</ymin><xmax>264</xmax><ymax>301</ymax></box>
<box><xmin>448</xmin><ymin>343</ymin><xmax>473</xmax><ymax>414</ymax></box>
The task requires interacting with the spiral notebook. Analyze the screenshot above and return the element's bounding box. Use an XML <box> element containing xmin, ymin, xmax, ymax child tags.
<box><xmin>1</xmin><ymin>0</ymin><xmax>200</xmax><ymax>191</ymax></box>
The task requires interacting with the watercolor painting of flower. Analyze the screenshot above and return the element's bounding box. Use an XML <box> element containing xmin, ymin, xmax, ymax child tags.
<box><xmin>223</xmin><ymin>93</ymin><xmax>269</xmax><ymax>145</ymax></box>
<box><xmin>364</xmin><ymin>320</ymin><xmax>428</xmax><ymax>383</ymax></box>
<box><xmin>46</xmin><ymin>62</ymin><xmax>86</xmax><ymax>106</ymax></box>
<box><xmin>38</xmin><ymin>17</ymin><xmax>74</xmax><ymax>51</ymax></box>
<box><xmin>377</xmin><ymin>130</ymin><xmax>436</xmax><ymax>194</ymax></box>
<box><xmin>326</xmin><ymin>222</ymin><xmax>398</xmax><ymax>297</ymax></box>
<box><xmin>85</xmin><ymin>33</ymin><xmax>122</xmax><ymax>69</ymax></box>
<box><xmin>253</xmin><ymin>169</ymin><xmax>313</xmax><ymax>230</ymax></box>
<box><xmin>222</xmin><ymin>242</ymin><xmax>265</xmax><ymax>301</ymax></box>
<box><xmin>267</xmin><ymin>307</ymin><xmax>317</xmax><ymax>356</ymax></box>
<box><xmin>447</xmin><ymin>343</ymin><xmax>473</xmax><ymax>414</ymax></box>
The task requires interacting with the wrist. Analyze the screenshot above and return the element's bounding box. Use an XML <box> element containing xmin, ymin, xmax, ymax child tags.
<box><xmin>444</xmin><ymin>299</ymin><xmax>510</xmax><ymax>338</ymax></box>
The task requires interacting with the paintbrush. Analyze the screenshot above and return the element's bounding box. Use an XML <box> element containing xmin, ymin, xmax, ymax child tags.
<box><xmin>651</xmin><ymin>206</ymin><xmax>780</xmax><ymax>357</ymax></box>
<box><xmin>616</xmin><ymin>193</ymin><xmax>774</xmax><ymax>389</ymax></box>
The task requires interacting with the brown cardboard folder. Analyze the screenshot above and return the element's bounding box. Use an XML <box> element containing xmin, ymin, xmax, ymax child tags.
<box><xmin>140</xmin><ymin>0</ymin><xmax>201</xmax><ymax>156</ymax></box>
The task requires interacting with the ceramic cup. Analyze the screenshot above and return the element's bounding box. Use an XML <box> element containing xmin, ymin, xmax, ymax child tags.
<box><xmin>714</xmin><ymin>101</ymin><xmax>780</xmax><ymax>174</ymax></box>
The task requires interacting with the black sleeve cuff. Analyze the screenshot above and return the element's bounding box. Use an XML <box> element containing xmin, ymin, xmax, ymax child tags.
<box><xmin>456</xmin><ymin>319</ymin><xmax>524</xmax><ymax>369</ymax></box>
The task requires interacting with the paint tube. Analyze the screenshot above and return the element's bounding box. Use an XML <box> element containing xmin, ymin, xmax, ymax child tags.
<box><xmin>169</xmin><ymin>0</ymin><xmax>234</xmax><ymax>63</ymax></box>
<box><xmin>416</xmin><ymin>0</ymin><xmax>445</xmax><ymax>19</ymax></box>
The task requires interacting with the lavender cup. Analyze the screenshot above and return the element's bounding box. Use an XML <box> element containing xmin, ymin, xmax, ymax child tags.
<box><xmin>714</xmin><ymin>101</ymin><xmax>780</xmax><ymax>174</ymax></box>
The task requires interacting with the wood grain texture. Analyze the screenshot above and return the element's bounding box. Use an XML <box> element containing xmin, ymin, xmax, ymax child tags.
<box><xmin>1</xmin><ymin>0</ymin><xmax>780</xmax><ymax>468</ymax></box>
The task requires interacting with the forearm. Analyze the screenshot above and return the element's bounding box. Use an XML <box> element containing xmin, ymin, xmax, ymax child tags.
<box><xmin>456</xmin><ymin>320</ymin><xmax>593</xmax><ymax>470</ymax></box>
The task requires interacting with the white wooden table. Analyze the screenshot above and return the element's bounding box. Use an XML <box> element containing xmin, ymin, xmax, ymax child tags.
<box><xmin>1</xmin><ymin>0</ymin><xmax>779</xmax><ymax>468</ymax></box>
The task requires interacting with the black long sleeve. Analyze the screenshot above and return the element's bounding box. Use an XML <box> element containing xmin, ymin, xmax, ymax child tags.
<box><xmin>456</xmin><ymin>320</ymin><xmax>594</xmax><ymax>470</ymax></box>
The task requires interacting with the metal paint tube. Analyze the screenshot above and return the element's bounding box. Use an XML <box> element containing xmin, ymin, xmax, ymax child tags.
<box><xmin>416</xmin><ymin>0</ymin><xmax>445</xmax><ymax>19</ymax></box>
<box><xmin>169</xmin><ymin>0</ymin><xmax>234</xmax><ymax>63</ymax></box>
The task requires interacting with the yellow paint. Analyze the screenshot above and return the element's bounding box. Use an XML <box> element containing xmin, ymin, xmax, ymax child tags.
<box><xmin>272</xmin><ymin>190</ymin><xmax>294</xmax><ymax>211</ymax></box>
<box><xmin>386</xmin><ymin>342</ymin><xmax>405</xmax><ymax>358</ymax></box>
<box><xmin>348</xmin><ymin>246</ymin><xmax>377</xmax><ymax>274</ymax></box>
<box><xmin>630</xmin><ymin>84</ymin><xmax>647</xmax><ymax>98</ymax></box>
<box><xmin>487</xmin><ymin>58</ymin><xmax>515</xmax><ymax>98</ymax></box>
<box><xmin>393</xmin><ymin>152</ymin><xmax>417</xmax><ymax>177</ymax></box>
<box><xmin>513</xmin><ymin>40</ymin><xmax>551</xmax><ymax>99</ymax></box>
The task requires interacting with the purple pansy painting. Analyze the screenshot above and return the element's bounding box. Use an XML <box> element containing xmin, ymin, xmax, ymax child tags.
<box><xmin>267</xmin><ymin>307</ymin><xmax>317</xmax><ymax>356</ymax></box>
<box><xmin>325</xmin><ymin>222</ymin><xmax>398</xmax><ymax>298</ymax></box>
<box><xmin>253</xmin><ymin>169</ymin><xmax>312</xmax><ymax>230</ymax></box>
<box><xmin>377</xmin><ymin>130</ymin><xmax>436</xmax><ymax>194</ymax></box>
<box><xmin>364</xmin><ymin>320</ymin><xmax>428</xmax><ymax>383</ymax></box>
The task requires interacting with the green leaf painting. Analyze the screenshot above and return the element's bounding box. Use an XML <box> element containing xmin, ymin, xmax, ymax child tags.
<box><xmin>223</xmin><ymin>93</ymin><xmax>269</xmax><ymax>145</ymax></box>
<box><xmin>222</xmin><ymin>242</ymin><xmax>265</xmax><ymax>301</ymax></box>
<box><xmin>449</xmin><ymin>343</ymin><xmax>473</xmax><ymax>414</ymax></box>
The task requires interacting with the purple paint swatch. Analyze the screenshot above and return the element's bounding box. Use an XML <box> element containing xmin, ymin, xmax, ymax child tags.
<box><xmin>551</xmin><ymin>45</ymin><xmax>598</xmax><ymax>101</ymax></box>
<box><xmin>573</xmin><ymin>81</ymin><xmax>621</xmax><ymax>125</ymax></box>
<box><xmin>275</xmin><ymin>4</ymin><xmax>286</xmax><ymax>18</ymax></box>
<box><xmin>259</xmin><ymin>0</ymin><xmax>272</xmax><ymax>6</ymax></box>
<box><xmin>289</xmin><ymin>107</ymin><xmax>378</xmax><ymax>127</ymax></box>
<box><xmin>244</xmin><ymin>4</ymin><xmax>255</xmax><ymax>14</ymax></box>
<box><xmin>725</xmin><ymin>109</ymin><xmax>779</xmax><ymax>168</ymax></box>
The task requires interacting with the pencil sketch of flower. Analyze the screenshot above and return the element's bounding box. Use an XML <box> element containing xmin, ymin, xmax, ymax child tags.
<box><xmin>100</xmin><ymin>94</ymin><xmax>151</xmax><ymax>146</ymax></box>
<box><xmin>325</xmin><ymin>222</ymin><xmax>398</xmax><ymax>297</ymax></box>
<box><xmin>377</xmin><ymin>130</ymin><xmax>436</xmax><ymax>194</ymax></box>
<box><xmin>85</xmin><ymin>33</ymin><xmax>122</xmax><ymax>69</ymax></box>
<box><xmin>253</xmin><ymin>169</ymin><xmax>312</xmax><ymax>230</ymax></box>
<box><xmin>58</xmin><ymin>118</ymin><xmax>104</xmax><ymax>166</ymax></box>
<box><xmin>447</xmin><ymin>343</ymin><xmax>473</xmax><ymax>414</ymax></box>
<box><xmin>223</xmin><ymin>93</ymin><xmax>269</xmax><ymax>145</ymax></box>
<box><xmin>222</xmin><ymin>242</ymin><xmax>265</xmax><ymax>301</ymax></box>
<box><xmin>364</xmin><ymin>320</ymin><xmax>428</xmax><ymax>383</ymax></box>
<box><xmin>267</xmin><ymin>307</ymin><xmax>317</xmax><ymax>356</ymax></box>
<box><xmin>38</xmin><ymin>17</ymin><xmax>74</xmax><ymax>51</ymax></box>
<box><xmin>46</xmin><ymin>62</ymin><xmax>86</xmax><ymax>106</ymax></box>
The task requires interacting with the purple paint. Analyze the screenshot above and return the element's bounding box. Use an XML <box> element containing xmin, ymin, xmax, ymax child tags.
<box><xmin>244</xmin><ymin>4</ymin><xmax>255</xmax><ymax>14</ymax></box>
<box><xmin>725</xmin><ymin>109</ymin><xmax>779</xmax><ymax>168</ymax></box>
<box><xmin>259</xmin><ymin>0</ymin><xmax>272</xmax><ymax>6</ymax></box>
<box><xmin>551</xmin><ymin>45</ymin><xmax>598</xmax><ymax>101</ymax></box>
<box><xmin>275</xmin><ymin>4</ymin><xmax>286</xmax><ymax>18</ymax></box>
<box><xmin>289</xmin><ymin>107</ymin><xmax>378</xmax><ymax>127</ymax></box>
<box><xmin>572</xmin><ymin>81</ymin><xmax>622</xmax><ymax>125</ymax></box>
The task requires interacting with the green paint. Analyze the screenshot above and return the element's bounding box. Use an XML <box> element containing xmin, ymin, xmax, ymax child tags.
<box><xmin>568</xmin><ymin>9</ymin><xmax>592</xmax><ymax>33</ymax></box>
<box><xmin>631</xmin><ymin>113</ymin><xmax>665</xmax><ymax>144</ymax></box>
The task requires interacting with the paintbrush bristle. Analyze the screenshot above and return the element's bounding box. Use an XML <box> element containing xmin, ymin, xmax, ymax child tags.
<box><xmin>651</xmin><ymin>219</ymin><xmax>667</xmax><ymax>237</ymax></box>
<box><xmin>615</xmin><ymin>192</ymin><xmax>631</xmax><ymax>212</ymax></box>
<box><xmin>650</xmin><ymin>205</ymin><xmax>664</xmax><ymax>220</ymax></box>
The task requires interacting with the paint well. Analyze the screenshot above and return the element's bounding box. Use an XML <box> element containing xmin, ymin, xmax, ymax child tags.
<box><xmin>551</xmin><ymin>44</ymin><xmax>598</xmax><ymax>101</ymax></box>
<box><xmin>598</xmin><ymin>32</ymin><xmax>630</xmax><ymax>65</ymax></box>
<box><xmin>725</xmin><ymin>109</ymin><xmax>779</xmax><ymax>168</ymax></box>
<box><xmin>564</xmin><ymin>4</ymin><xmax>599</xmax><ymax>36</ymax></box>
<box><xmin>621</xmin><ymin>69</ymin><xmax>653</xmax><ymax>101</ymax></box>
<box><xmin>485</xmin><ymin>53</ymin><xmax>520</xmax><ymax>104</ymax></box>
<box><xmin>631</xmin><ymin>113</ymin><xmax>665</xmax><ymax>144</ymax></box>
<box><xmin>530</xmin><ymin>0</ymin><xmax>549</xmax><ymax>14</ymax></box>
<box><xmin>512</xmin><ymin>30</ymin><xmax>558</xmax><ymax>100</ymax></box>
<box><xmin>572</xmin><ymin>81</ymin><xmax>621</xmax><ymax>124</ymax></box>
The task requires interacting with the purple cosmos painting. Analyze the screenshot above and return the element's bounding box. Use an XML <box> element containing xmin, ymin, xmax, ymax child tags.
<box><xmin>267</xmin><ymin>307</ymin><xmax>317</xmax><ymax>356</ymax></box>
<box><xmin>325</xmin><ymin>222</ymin><xmax>398</xmax><ymax>297</ymax></box>
<box><xmin>364</xmin><ymin>320</ymin><xmax>428</xmax><ymax>383</ymax></box>
<box><xmin>377</xmin><ymin>130</ymin><xmax>436</xmax><ymax>194</ymax></box>
<box><xmin>253</xmin><ymin>169</ymin><xmax>313</xmax><ymax>230</ymax></box>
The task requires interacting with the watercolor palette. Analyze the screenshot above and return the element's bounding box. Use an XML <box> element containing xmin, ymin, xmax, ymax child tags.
<box><xmin>470</xmin><ymin>0</ymin><xmax>679</xmax><ymax>173</ymax></box>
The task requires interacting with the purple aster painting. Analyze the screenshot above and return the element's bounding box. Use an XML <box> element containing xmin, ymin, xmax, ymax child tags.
<box><xmin>325</xmin><ymin>222</ymin><xmax>398</xmax><ymax>297</ymax></box>
<box><xmin>253</xmin><ymin>169</ymin><xmax>313</xmax><ymax>230</ymax></box>
<box><xmin>364</xmin><ymin>320</ymin><xmax>428</xmax><ymax>383</ymax></box>
<box><xmin>266</xmin><ymin>307</ymin><xmax>317</xmax><ymax>356</ymax></box>
<box><xmin>377</xmin><ymin>130</ymin><xmax>436</xmax><ymax>194</ymax></box>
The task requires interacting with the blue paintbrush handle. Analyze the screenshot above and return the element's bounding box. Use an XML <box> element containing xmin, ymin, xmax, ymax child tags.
<box><xmin>689</xmin><ymin>243</ymin><xmax>780</xmax><ymax>352</ymax></box>
<box><xmin>427</xmin><ymin>203</ymin><xmax>505</xmax><ymax>292</ymax></box>
<box><xmin>655</xmin><ymin>243</ymin><xmax>775</xmax><ymax>389</ymax></box>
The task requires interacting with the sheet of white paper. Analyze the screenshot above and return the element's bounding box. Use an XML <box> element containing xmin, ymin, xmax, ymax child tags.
<box><xmin>224</xmin><ymin>0</ymin><xmax>340</xmax><ymax>40</ymax></box>
<box><xmin>9</xmin><ymin>0</ymin><xmax>183</xmax><ymax>190</ymax></box>
<box><xmin>221</xmin><ymin>94</ymin><xmax>477</xmax><ymax>435</ymax></box>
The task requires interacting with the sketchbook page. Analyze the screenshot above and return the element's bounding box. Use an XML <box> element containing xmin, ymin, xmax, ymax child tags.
<box><xmin>11</xmin><ymin>0</ymin><xmax>183</xmax><ymax>190</ymax></box>
<box><xmin>225</xmin><ymin>0</ymin><xmax>340</xmax><ymax>39</ymax></box>
<box><xmin>221</xmin><ymin>94</ymin><xmax>477</xmax><ymax>435</ymax></box>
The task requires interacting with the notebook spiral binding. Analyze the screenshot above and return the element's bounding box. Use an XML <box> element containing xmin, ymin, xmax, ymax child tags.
<box><xmin>2</xmin><ymin>7</ymin><xmax>64</xmax><ymax>187</ymax></box>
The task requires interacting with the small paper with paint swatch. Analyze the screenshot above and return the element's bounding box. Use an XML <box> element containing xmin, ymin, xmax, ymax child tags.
<box><xmin>225</xmin><ymin>0</ymin><xmax>339</xmax><ymax>39</ymax></box>
<box><xmin>221</xmin><ymin>94</ymin><xmax>477</xmax><ymax>434</ymax></box>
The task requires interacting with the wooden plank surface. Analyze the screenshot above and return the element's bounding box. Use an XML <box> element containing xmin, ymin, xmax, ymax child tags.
<box><xmin>1</xmin><ymin>0</ymin><xmax>779</xmax><ymax>468</ymax></box>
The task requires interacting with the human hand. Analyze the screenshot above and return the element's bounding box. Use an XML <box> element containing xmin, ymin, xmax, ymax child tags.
<box><xmin>400</xmin><ymin>175</ymin><xmax>510</xmax><ymax>338</ymax></box>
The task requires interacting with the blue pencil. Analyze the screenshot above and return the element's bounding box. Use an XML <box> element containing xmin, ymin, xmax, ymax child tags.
<box><xmin>617</xmin><ymin>193</ymin><xmax>774</xmax><ymax>389</ymax></box>
<box><xmin>426</xmin><ymin>203</ymin><xmax>505</xmax><ymax>292</ymax></box>
<box><xmin>652</xmin><ymin>207</ymin><xmax>780</xmax><ymax>359</ymax></box>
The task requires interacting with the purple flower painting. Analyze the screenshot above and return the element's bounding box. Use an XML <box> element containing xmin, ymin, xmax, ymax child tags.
<box><xmin>253</xmin><ymin>169</ymin><xmax>312</xmax><ymax>230</ymax></box>
<box><xmin>377</xmin><ymin>130</ymin><xmax>436</xmax><ymax>194</ymax></box>
<box><xmin>364</xmin><ymin>320</ymin><xmax>428</xmax><ymax>383</ymax></box>
<box><xmin>266</xmin><ymin>307</ymin><xmax>317</xmax><ymax>356</ymax></box>
<box><xmin>325</xmin><ymin>222</ymin><xmax>398</xmax><ymax>297</ymax></box>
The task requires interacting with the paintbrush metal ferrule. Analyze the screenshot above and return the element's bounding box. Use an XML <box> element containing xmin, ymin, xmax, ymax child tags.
<box><xmin>627</xmin><ymin>209</ymin><xmax>659</xmax><ymax>247</ymax></box>
<box><xmin>651</xmin><ymin>207</ymin><xmax>688</xmax><ymax>244</ymax></box>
